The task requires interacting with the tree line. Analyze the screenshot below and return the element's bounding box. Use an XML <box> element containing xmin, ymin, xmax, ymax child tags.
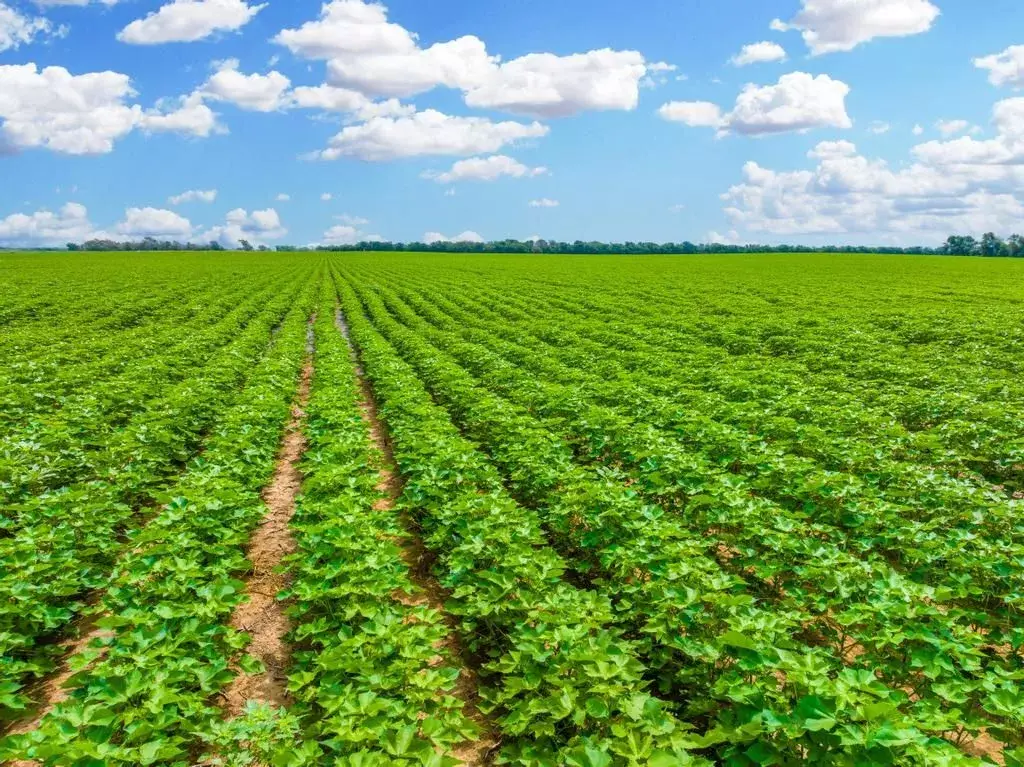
<box><xmin>50</xmin><ymin>232</ymin><xmax>1024</xmax><ymax>256</ymax></box>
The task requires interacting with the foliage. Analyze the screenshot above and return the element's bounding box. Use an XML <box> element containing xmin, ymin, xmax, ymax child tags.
<box><xmin>1</xmin><ymin>251</ymin><xmax>1020</xmax><ymax>766</ymax></box>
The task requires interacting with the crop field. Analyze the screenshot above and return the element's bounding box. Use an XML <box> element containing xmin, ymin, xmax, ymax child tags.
<box><xmin>0</xmin><ymin>250</ymin><xmax>1022</xmax><ymax>767</ymax></box>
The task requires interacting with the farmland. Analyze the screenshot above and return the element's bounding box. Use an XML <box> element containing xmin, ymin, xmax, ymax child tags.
<box><xmin>0</xmin><ymin>250</ymin><xmax>1022</xmax><ymax>766</ymax></box>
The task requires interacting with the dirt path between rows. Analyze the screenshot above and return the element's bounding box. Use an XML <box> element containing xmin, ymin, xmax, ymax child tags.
<box><xmin>220</xmin><ymin>320</ymin><xmax>314</xmax><ymax>715</ymax></box>
<box><xmin>336</xmin><ymin>308</ymin><xmax>500</xmax><ymax>766</ymax></box>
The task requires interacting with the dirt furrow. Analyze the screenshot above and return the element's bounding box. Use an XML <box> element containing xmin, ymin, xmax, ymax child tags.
<box><xmin>220</xmin><ymin>321</ymin><xmax>314</xmax><ymax>716</ymax></box>
<box><xmin>336</xmin><ymin>308</ymin><xmax>500</xmax><ymax>766</ymax></box>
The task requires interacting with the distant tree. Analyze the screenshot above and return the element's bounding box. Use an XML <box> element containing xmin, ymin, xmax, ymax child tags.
<box><xmin>1008</xmin><ymin>234</ymin><xmax>1024</xmax><ymax>257</ymax></box>
<box><xmin>238</xmin><ymin>239</ymin><xmax>254</xmax><ymax>251</ymax></box>
<box><xmin>980</xmin><ymin>232</ymin><xmax>1004</xmax><ymax>257</ymax></box>
<box><xmin>944</xmin><ymin>235</ymin><xmax>978</xmax><ymax>256</ymax></box>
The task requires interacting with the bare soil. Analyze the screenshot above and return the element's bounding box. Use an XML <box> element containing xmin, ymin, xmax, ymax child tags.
<box><xmin>336</xmin><ymin>308</ymin><xmax>500</xmax><ymax>766</ymax></box>
<box><xmin>221</xmin><ymin>327</ymin><xmax>314</xmax><ymax>716</ymax></box>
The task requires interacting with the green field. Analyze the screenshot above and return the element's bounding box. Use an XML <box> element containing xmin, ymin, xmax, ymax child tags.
<box><xmin>0</xmin><ymin>251</ymin><xmax>1021</xmax><ymax>766</ymax></box>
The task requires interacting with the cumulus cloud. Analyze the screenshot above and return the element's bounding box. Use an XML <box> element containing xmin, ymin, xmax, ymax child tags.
<box><xmin>274</xmin><ymin>0</ymin><xmax>651</xmax><ymax>118</ymax></box>
<box><xmin>935</xmin><ymin>119</ymin><xmax>978</xmax><ymax>137</ymax></box>
<box><xmin>659</xmin><ymin>72</ymin><xmax>851</xmax><ymax>136</ymax></box>
<box><xmin>315</xmin><ymin>108</ymin><xmax>549</xmax><ymax>161</ymax></box>
<box><xmin>321</xmin><ymin>223</ymin><xmax>381</xmax><ymax>244</ymax></box>
<box><xmin>169</xmin><ymin>188</ymin><xmax>217</xmax><ymax>204</ymax></box>
<box><xmin>708</xmin><ymin>229</ymin><xmax>742</xmax><ymax>244</ymax></box>
<box><xmin>423</xmin><ymin>230</ymin><xmax>484</xmax><ymax>244</ymax></box>
<box><xmin>320</xmin><ymin>193</ymin><xmax>332</xmax><ymax>201</ymax></box>
<box><xmin>0</xmin><ymin>202</ymin><xmax>95</xmax><ymax>246</ymax></box>
<box><xmin>720</xmin><ymin>109</ymin><xmax>1024</xmax><ymax>242</ymax></box>
<box><xmin>204</xmin><ymin>207</ymin><xmax>286</xmax><ymax>247</ymax></box>
<box><xmin>0</xmin><ymin>3</ymin><xmax>64</xmax><ymax>52</ymax></box>
<box><xmin>974</xmin><ymin>45</ymin><xmax>1024</xmax><ymax>89</ymax></box>
<box><xmin>730</xmin><ymin>41</ymin><xmax>787</xmax><ymax>66</ymax></box>
<box><xmin>201</xmin><ymin>59</ymin><xmax>291</xmax><ymax>111</ymax></box>
<box><xmin>118</xmin><ymin>0</ymin><xmax>266</xmax><ymax>45</ymax></box>
<box><xmin>139</xmin><ymin>92</ymin><xmax>220</xmax><ymax>137</ymax></box>
<box><xmin>0</xmin><ymin>64</ymin><xmax>219</xmax><ymax>155</ymax></box>
<box><xmin>914</xmin><ymin>98</ymin><xmax>1024</xmax><ymax>166</ymax></box>
<box><xmin>528</xmin><ymin>198</ymin><xmax>559</xmax><ymax>208</ymax></box>
<box><xmin>191</xmin><ymin>61</ymin><xmax>411</xmax><ymax>121</ymax></box>
<box><xmin>276</xmin><ymin>193</ymin><xmax>290</xmax><ymax>201</ymax></box>
<box><xmin>462</xmin><ymin>49</ymin><xmax>648</xmax><ymax>118</ymax></box>
<box><xmin>423</xmin><ymin>154</ymin><xmax>548</xmax><ymax>183</ymax></box>
<box><xmin>658</xmin><ymin>101</ymin><xmax>723</xmax><ymax>128</ymax></box>
<box><xmin>771</xmin><ymin>0</ymin><xmax>939</xmax><ymax>55</ymax></box>
<box><xmin>115</xmin><ymin>207</ymin><xmax>193</xmax><ymax>237</ymax></box>
<box><xmin>913</xmin><ymin>123</ymin><xmax>924</xmax><ymax>136</ymax></box>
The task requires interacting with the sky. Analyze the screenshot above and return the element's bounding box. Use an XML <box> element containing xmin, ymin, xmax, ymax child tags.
<box><xmin>1</xmin><ymin>0</ymin><xmax>1024</xmax><ymax>248</ymax></box>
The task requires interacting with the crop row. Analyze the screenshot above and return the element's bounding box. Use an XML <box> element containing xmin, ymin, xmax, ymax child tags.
<box><xmin>1</xmin><ymin>275</ymin><xmax>318</xmax><ymax>764</ymax></box>
<box><xmin>378</xmin><ymin>277</ymin><xmax>1024</xmax><ymax>756</ymax></box>
<box><xmin>0</xmin><ymin>271</ymin><xmax>312</xmax><ymax>721</ymax></box>
<box><xmin>335</xmin><ymin>276</ymin><xmax>711</xmax><ymax>766</ymax></box>
<box><xmin>278</xmin><ymin>276</ymin><xmax>479</xmax><ymax>764</ymax></box>
<box><xmin>339</xmin><ymin>271</ymin><xmax>1012</xmax><ymax>766</ymax></box>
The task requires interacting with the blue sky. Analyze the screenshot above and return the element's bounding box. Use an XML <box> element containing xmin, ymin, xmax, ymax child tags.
<box><xmin>2</xmin><ymin>0</ymin><xmax>1023</xmax><ymax>248</ymax></box>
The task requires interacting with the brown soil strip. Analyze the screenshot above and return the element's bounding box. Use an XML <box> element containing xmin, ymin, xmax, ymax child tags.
<box><xmin>220</xmin><ymin>321</ymin><xmax>314</xmax><ymax>716</ymax></box>
<box><xmin>336</xmin><ymin>308</ymin><xmax>500</xmax><ymax>766</ymax></box>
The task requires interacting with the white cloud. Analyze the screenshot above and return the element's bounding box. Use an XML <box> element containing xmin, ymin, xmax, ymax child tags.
<box><xmin>669</xmin><ymin>203</ymin><xmax>686</xmax><ymax>213</ymax></box>
<box><xmin>730</xmin><ymin>41</ymin><xmax>787</xmax><ymax>66</ymax></box>
<box><xmin>169</xmin><ymin>188</ymin><xmax>217</xmax><ymax>205</ymax></box>
<box><xmin>771</xmin><ymin>0</ymin><xmax>940</xmax><ymax>55</ymax></box>
<box><xmin>290</xmin><ymin>83</ymin><xmax>367</xmax><ymax>112</ymax></box>
<box><xmin>273</xmin><ymin>0</ymin><xmax>417</xmax><ymax>61</ymax></box>
<box><xmin>0</xmin><ymin>64</ymin><xmax>218</xmax><ymax>155</ymax></box>
<box><xmin>463</xmin><ymin>49</ymin><xmax>648</xmax><ymax>118</ymax></box>
<box><xmin>118</xmin><ymin>0</ymin><xmax>266</xmax><ymax>45</ymax></box>
<box><xmin>641</xmin><ymin>60</ymin><xmax>677</xmax><ymax>89</ymax></box>
<box><xmin>0</xmin><ymin>3</ymin><xmax>63</xmax><ymax>52</ymax></box>
<box><xmin>139</xmin><ymin>92</ymin><xmax>221</xmax><ymax>137</ymax></box>
<box><xmin>316</xmin><ymin>108</ymin><xmax>549</xmax><ymax>161</ymax></box>
<box><xmin>868</xmin><ymin>121</ymin><xmax>891</xmax><ymax>134</ymax></box>
<box><xmin>201</xmin><ymin>59</ymin><xmax>291</xmax><ymax>112</ymax></box>
<box><xmin>423</xmin><ymin>154</ymin><xmax>548</xmax><ymax>183</ymax></box>
<box><xmin>659</xmin><ymin>72</ymin><xmax>851</xmax><ymax>136</ymax></box>
<box><xmin>321</xmin><ymin>193</ymin><xmax>332</xmax><ymax>201</ymax></box>
<box><xmin>204</xmin><ymin>207</ymin><xmax>286</xmax><ymax>247</ymax></box>
<box><xmin>914</xmin><ymin>99</ymin><xmax>1024</xmax><ymax>166</ymax></box>
<box><xmin>975</xmin><ymin>45</ymin><xmax>1024</xmax><ymax>89</ymax></box>
<box><xmin>708</xmin><ymin>229</ymin><xmax>742</xmax><ymax>244</ymax></box>
<box><xmin>529</xmin><ymin>198</ymin><xmax>559</xmax><ymax>208</ymax></box>
<box><xmin>276</xmin><ymin>193</ymin><xmax>290</xmax><ymax>201</ymax></box>
<box><xmin>275</xmin><ymin>1</ymin><xmax>651</xmax><ymax>118</ymax></box>
<box><xmin>720</xmin><ymin>118</ymin><xmax>1024</xmax><ymax>242</ymax></box>
<box><xmin>116</xmin><ymin>207</ymin><xmax>193</xmax><ymax>237</ymax></box>
<box><xmin>0</xmin><ymin>202</ymin><xmax>95</xmax><ymax>246</ymax></box>
<box><xmin>423</xmin><ymin>230</ymin><xmax>484</xmax><ymax>244</ymax></box>
<box><xmin>658</xmin><ymin>101</ymin><xmax>723</xmax><ymax>128</ymax></box>
<box><xmin>912</xmin><ymin>123</ymin><xmax>924</xmax><ymax>136</ymax></box>
<box><xmin>935</xmin><ymin>119</ymin><xmax>974</xmax><ymax>137</ymax></box>
<box><xmin>321</xmin><ymin>223</ymin><xmax>381</xmax><ymax>244</ymax></box>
